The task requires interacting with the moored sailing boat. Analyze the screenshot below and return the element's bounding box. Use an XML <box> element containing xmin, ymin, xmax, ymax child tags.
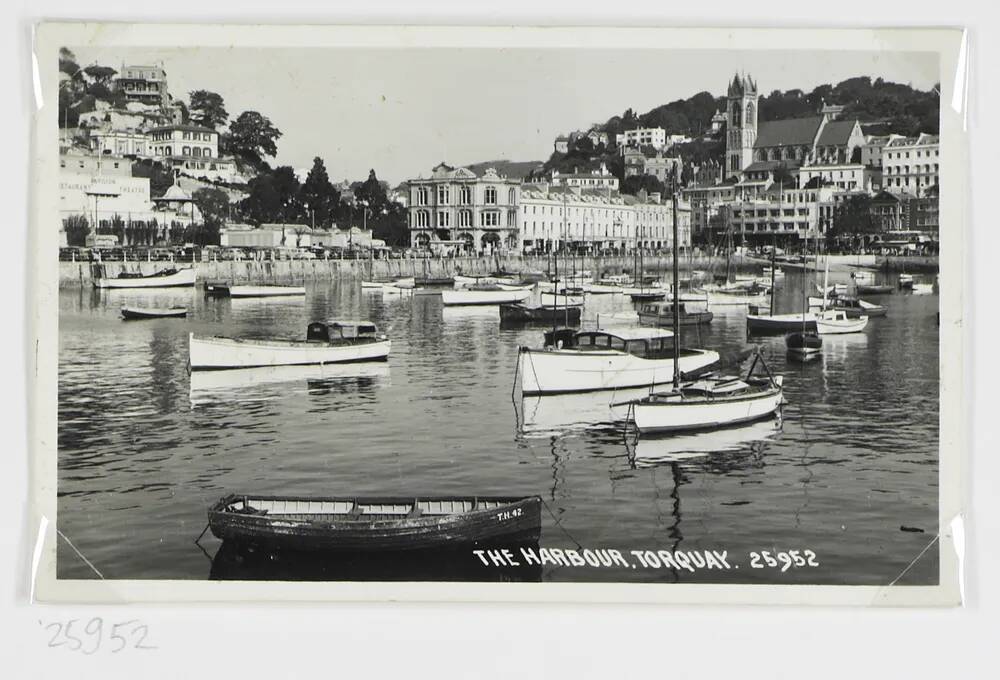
<box><xmin>629</xmin><ymin>174</ymin><xmax>784</xmax><ymax>433</ymax></box>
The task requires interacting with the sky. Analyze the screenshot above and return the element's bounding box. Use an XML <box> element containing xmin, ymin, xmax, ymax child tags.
<box><xmin>69</xmin><ymin>46</ymin><xmax>940</xmax><ymax>186</ymax></box>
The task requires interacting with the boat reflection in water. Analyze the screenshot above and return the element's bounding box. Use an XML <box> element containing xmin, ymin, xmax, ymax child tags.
<box><xmin>627</xmin><ymin>418</ymin><xmax>783</xmax><ymax>468</ymax></box>
<box><xmin>517</xmin><ymin>387</ymin><xmax>650</xmax><ymax>438</ymax></box>
<box><xmin>189</xmin><ymin>363</ymin><xmax>391</xmax><ymax>406</ymax></box>
<box><xmin>208</xmin><ymin>539</ymin><xmax>543</xmax><ymax>582</ymax></box>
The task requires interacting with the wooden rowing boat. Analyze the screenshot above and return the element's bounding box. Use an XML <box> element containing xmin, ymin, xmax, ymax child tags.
<box><xmin>121</xmin><ymin>305</ymin><xmax>188</xmax><ymax>320</ymax></box>
<box><xmin>207</xmin><ymin>493</ymin><xmax>542</xmax><ymax>551</ymax></box>
<box><xmin>499</xmin><ymin>303</ymin><xmax>582</xmax><ymax>325</ymax></box>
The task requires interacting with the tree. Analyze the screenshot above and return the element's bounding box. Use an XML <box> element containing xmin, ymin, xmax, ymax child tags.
<box><xmin>83</xmin><ymin>65</ymin><xmax>117</xmax><ymax>85</ymax></box>
<box><xmin>227</xmin><ymin>111</ymin><xmax>283</xmax><ymax>168</ymax></box>
<box><xmin>830</xmin><ymin>194</ymin><xmax>876</xmax><ymax>239</ymax></box>
<box><xmin>621</xmin><ymin>174</ymin><xmax>667</xmax><ymax>197</ymax></box>
<box><xmin>238</xmin><ymin>166</ymin><xmax>302</xmax><ymax>225</ymax></box>
<box><xmin>192</xmin><ymin>187</ymin><xmax>230</xmax><ymax>244</ymax></box>
<box><xmin>355</xmin><ymin>169</ymin><xmax>389</xmax><ymax>215</ymax></box>
<box><xmin>300</xmin><ymin>157</ymin><xmax>341</xmax><ymax>228</ymax></box>
<box><xmin>188</xmin><ymin>90</ymin><xmax>229</xmax><ymax>130</ymax></box>
<box><xmin>63</xmin><ymin>215</ymin><xmax>89</xmax><ymax>246</ymax></box>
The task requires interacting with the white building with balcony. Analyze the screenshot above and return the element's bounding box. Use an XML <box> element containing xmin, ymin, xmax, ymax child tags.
<box><xmin>881</xmin><ymin>133</ymin><xmax>940</xmax><ymax>197</ymax></box>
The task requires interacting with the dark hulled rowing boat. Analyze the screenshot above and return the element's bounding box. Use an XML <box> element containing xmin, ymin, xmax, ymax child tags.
<box><xmin>500</xmin><ymin>303</ymin><xmax>582</xmax><ymax>326</ymax></box>
<box><xmin>121</xmin><ymin>306</ymin><xmax>189</xmax><ymax>320</ymax></box>
<box><xmin>208</xmin><ymin>493</ymin><xmax>542</xmax><ymax>551</ymax></box>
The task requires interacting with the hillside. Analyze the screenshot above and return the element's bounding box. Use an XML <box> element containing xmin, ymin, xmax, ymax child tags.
<box><xmin>540</xmin><ymin>75</ymin><xmax>940</xmax><ymax>190</ymax></box>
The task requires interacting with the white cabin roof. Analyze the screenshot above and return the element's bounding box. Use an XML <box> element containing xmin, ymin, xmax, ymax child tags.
<box><xmin>579</xmin><ymin>326</ymin><xmax>674</xmax><ymax>341</ymax></box>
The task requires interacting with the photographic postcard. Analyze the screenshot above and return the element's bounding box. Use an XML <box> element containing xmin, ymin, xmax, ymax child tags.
<box><xmin>29</xmin><ymin>23</ymin><xmax>967</xmax><ymax>605</ymax></box>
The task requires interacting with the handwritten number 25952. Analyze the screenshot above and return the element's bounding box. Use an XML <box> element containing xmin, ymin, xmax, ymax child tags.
<box><xmin>41</xmin><ymin>618</ymin><xmax>156</xmax><ymax>653</ymax></box>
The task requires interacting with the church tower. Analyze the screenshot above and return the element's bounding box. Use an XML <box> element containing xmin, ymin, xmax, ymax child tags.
<box><xmin>725</xmin><ymin>72</ymin><xmax>758</xmax><ymax>179</ymax></box>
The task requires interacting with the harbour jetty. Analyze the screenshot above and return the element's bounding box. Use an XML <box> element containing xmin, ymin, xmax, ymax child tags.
<box><xmin>59</xmin><ymin>254</ymin><xmax>939</xmax><ymax>289</ymax></box>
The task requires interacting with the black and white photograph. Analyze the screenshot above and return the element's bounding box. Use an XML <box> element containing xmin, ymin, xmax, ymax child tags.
<box><xmin>30</xmin><ymin>23</ymin><xmax>965</xmax><ymax>604</ymax></box>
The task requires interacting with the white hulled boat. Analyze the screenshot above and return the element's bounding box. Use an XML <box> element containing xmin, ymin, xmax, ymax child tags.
<box><xmin>516</xmin><ymin>327</ymin><xmax>719</xmax><ymax>395</ymax></box>
<box><xmin>189</xmin><ymin>319</ymin><xmax>390</xmax><ymax>370</ymax></box>
<box><xmin>815</xmin><ymin>310</ymin><xmax>868</xmax><ymax>335</ymax></box>
<box><xmin>95</xmin><ymin>267</ymin><xmax>196</xmax><ymax>289</ymax></box>
<box><xmin>224</xmin><ymin>285</ymin><xmax>306</xmax><ymax>298</ymax></box>
<box><xmin>440</xmin><ymin>286</ymin><xmax>532</xmax><ymax>306</ymax></box>
<box><xmin>631</xmin><ymin>353</ymin><xmax>784</xmax><ymax>433</ymax></box>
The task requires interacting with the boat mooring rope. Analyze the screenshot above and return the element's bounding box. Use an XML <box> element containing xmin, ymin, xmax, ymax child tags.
<box><xmin>540</xmin><ymin>499</ymin><xmax>582</xmax><ymax>550</ymax></box>
<box><xmin>57</xmin><ymin>529</ymin><xmax>104</xmax><ymax>579</ymax></box>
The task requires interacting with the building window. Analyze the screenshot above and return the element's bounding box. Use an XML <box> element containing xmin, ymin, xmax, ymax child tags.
<box><xmin>437</xmin><ymin>186</ymin><xmax>450</xmax><ymax>204</ymax></box>
<box><xmin>416</xmin><ymin>188</ymin><xmax>429</xmax><ymax>206</ymax></box>
<box><xmin>459</xmin><ymin>210</ymin><xmax>472</xmax><ymax>227</ymax></box>
<box><xmin>459</xmin><ymin>186</ymin><xmax>472</xmax><ymax>205</ymax></box>
<box><xmin>203</xmin><ymin>148</ymin><xmax>211</xmax><ymax>158</ymax></box>
<box><xmin>437</xmin><ymin>212</ymin><xmax>450</xmax><ymax>227</ymax></box>
<box><xmin>507</xmin><ymin>211</ymin><xmax>516</xmax><ymax>227</ymax></box>
<box><xmin>415</xmin><ymin>210</ymin><xmax>430</xmax><ymax>228</ymax></box>
<box><xmin>484</xmin><ymin>186</ymin><xmax>497</xmax><ymax>205</ymax></box>
<box><xmin>508</xmin><ymin>187</ymin><xmax>517</xmax><ymax>204</ymax></box>
<box><xmin>481</xmin><ymin>211</ymin><xmax>499</xmax><ymax>227</ymax></box>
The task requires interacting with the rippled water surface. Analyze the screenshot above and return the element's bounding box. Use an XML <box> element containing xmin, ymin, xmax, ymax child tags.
<box><xmin>58</xmin><ymin>268</ymin><xmax>940</xmax><ymax>584</ymax></box>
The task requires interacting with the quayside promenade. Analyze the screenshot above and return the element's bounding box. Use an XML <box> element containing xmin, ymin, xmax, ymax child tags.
<box><xmin>58</xmin><ymin>253</ymin><xmax>940</xmax><ymax>289</ymax></box>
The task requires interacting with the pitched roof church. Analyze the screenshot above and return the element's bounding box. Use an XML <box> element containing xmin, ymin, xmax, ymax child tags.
<box><xmin>724</xmin><ymin>73</ymin><xmax>866</xmax><ymax>180</ymax></box>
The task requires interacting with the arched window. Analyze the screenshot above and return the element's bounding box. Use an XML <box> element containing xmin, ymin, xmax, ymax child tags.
<box><xmin>192</xmin><ymin>147</ymin><xmax>201</xmax><ymax>158</ymax></box>
<box><xmin>416</xmin><ymin>188</ymin><xmax>429</xmax><ymax>206</ymax></box>
<box><xmin>484</xmin><ymin>186</ymin><xmax>497</xmax><ymax>205</ymax></box>
<box><xmin>508</xmin><ymin>187</ymin><xmax>517</xmax><ymax>204</ymax></box>
<box><xmin>460</xmin><ymin>186</ymin><xmax>472</xmax><ymax>205</ymax></box>
<box><xmin>507</xmin><ymin>210</ymin><xmax>516</xmax><ymax>227</ymax></box>
<box><xmin>459</xmin><ymin>210</ymin><xmax>472</xmax><ymax>227</ymax></box>
<box><xmin>731</xmin><ymin>102</ymin><xmax>741</xmax><ymax>126</ymax></box>
<box><xmin>165</xmin><ymin>146</ymin><xmax>172</xmax><ymax>156</ymax></box>
<box><xmin>182</xmin><ymin>146</ymin><xmax>191</xmax><ymax>156</ymax></box>
<box><xmin>414</xmin><ymin>210</ymin><xmax>430</xmax><ymax>228</ymax></box>
<box><xmin>745</xmin><ymin>102</ymin><xmax>755</xmax><ymax>126</ymax></box>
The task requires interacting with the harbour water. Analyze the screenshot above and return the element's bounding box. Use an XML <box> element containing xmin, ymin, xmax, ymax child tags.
<box><xmin>57</xmin><ymin>269</ymin><xmax>940</xmax><ymax>584</ymax></box>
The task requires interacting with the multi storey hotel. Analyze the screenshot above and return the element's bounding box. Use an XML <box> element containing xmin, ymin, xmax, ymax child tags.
<box><xmin>407</xmin><ymin>164</ymin><xmax>690</xmax><ymax>255</ymax></box>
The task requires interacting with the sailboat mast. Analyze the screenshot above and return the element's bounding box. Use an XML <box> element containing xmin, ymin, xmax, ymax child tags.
<box><xmin>672</xmin><ymin>177</ymin><xmax>681</xmax><ymax>389</ymax></box>
<box><xmin>770</xmin><ymin>233</ymin><xmax>776</xmax><ymax>313</ymax></box>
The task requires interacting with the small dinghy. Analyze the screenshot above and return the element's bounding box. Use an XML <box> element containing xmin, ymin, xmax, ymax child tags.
<box><xmin>629</xmin><ymin>290</ymin><xmax>666</xmax><ymax>302</ymax></box>
<box><xmin>121</xmin><ymin>305</ymin><xmax>188</xmax><ymax>320</ymax></box>
<box><xmin>815</xmin><ymin>310</ymin><xmax>868</xmax><ymax>335</ymax></box>
<box><xmin>856</xmin><ymin>284</ymin><xmax>894</xmax><ymax>295</ymax></box>
<box><xmin>898</xmin><ymin>273</ymin><xmax>914</xmax><ymax>289</ymax></box>
<box><xmin>630</xmin><ymin>351</ymin><xmax>784</xmax><ymax>433</ymax></box>
<box><xmin>500</xmin><ymin>303</ymin><xmax>582</xmax><ymax>325</ymax></box>
<box><xmin>189</xmin><ymin>319</ymin><xmax>390</xmax><ymax>370</ymax></box>
<box><xmin>414</xmin><ymin>276</ymin><xmax>455</xmax><ymax>287</ymax></box>
<box><xmin>786</xmin><ymin>331</ymin><xmax>822</xmax><ymax>358</ymax></box>
<box><xmin>208</xmin><ymin>493</ymin><xmax>542</xmax><ymax>551</ymax></box>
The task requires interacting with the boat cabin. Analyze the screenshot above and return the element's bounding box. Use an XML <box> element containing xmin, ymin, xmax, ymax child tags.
<box><xmin>640</xmin><ymin>302</ymin><xmax>691</xmax><ymax>317</ymax></box>
<box><xmin>572</xmin><ymin>327</ymin><xmax>677</xmax><ymax>359</ymax></box>
<box><xmin>307</xmin><ymin>319</ymin><xmax>381</xmax><ymax>343</ymax></box>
